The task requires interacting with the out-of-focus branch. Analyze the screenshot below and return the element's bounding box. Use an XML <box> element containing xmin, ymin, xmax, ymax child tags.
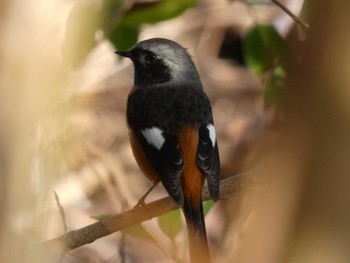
<box><xmin>271</xmin><ymin>0</ymin><xmax>309</xmax><ymax>30</ymax></box>
<box><xmin>45</xmin><ymin>174</ymin><xmax>253</xmax><ymax>253</ymax></box>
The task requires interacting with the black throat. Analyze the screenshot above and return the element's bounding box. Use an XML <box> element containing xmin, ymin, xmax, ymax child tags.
<box><xmin>131</xmin><ymin>49</ymin><xmax>172</xmax><ymax>87</ymax></box>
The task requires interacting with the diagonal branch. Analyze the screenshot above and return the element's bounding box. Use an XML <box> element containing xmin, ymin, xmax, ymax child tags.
<box><xmin>45</xmin><ymin>174</ymin><xmax>253</xmax><ymax>253</ymax></box>
<box><xmin>271</xmin><ymin>0</ymin><xmax>309</xmax><ymax>31</ymax></box>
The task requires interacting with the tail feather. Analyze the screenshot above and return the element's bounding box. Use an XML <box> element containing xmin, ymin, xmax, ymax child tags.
<box><xmin>183</xmin><ymin>198</ymin><xmax>211</xmax><ymax>263</ymax></box>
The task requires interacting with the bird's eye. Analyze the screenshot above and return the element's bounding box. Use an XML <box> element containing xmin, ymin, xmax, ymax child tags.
<box><xmin>144</xmin><ymin>52</ymin><xmax>157</xmax><ymax>63</ymax></box>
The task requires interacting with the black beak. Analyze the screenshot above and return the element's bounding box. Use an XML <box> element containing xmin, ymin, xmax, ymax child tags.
<box><xmin>115</xmin><ymin>50</ymin><xmax>132</xmax><ymax>58</ymax></box>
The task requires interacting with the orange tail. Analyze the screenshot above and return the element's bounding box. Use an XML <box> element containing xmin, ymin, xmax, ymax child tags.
<box><xmin>183</xmin><ymin>198</ymin><xmax>211</xmax><ymax>263</ymax></box>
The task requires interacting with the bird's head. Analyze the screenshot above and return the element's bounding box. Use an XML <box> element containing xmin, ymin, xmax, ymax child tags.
<box><xmin>116</xmin><ymin>38</ymin><xmax>201</xmax><ymax>88</ymax></box>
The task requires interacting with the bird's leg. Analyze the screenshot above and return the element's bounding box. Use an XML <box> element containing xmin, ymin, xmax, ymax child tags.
<box><xmin>134</xmin><ymin>181</ymin><xmax>159</xmax><ymax>208</ymax></box>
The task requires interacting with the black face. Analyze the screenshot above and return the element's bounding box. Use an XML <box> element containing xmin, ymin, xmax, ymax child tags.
<box><xmin>128</xmin><ymin>48</ymin><xmax>172</xmax><ymax>87</ymax></box>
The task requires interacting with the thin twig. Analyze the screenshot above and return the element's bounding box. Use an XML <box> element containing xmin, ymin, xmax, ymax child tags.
<box><xmin>45</xmin><ymin>173</ymin><xmax>254</xmax><ymax>253</ymax></box>
<box><xmin>53</xmin><ymin>190</ymin><xmax>67</xmax><ymax>233</ymax></box>
<box><xmin>271</xmin><ymin>0</ymin><xmax>309</xmax><ymax>31</ymax></box>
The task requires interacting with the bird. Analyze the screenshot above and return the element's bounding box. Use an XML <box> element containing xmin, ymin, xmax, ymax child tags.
<box><xmin>115</xmin><ymin>38</ymin><xmax>220</xmax><ymax>263</ymax></box>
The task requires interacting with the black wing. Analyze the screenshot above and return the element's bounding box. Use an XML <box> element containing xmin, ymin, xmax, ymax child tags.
<box><xmin>135</xmin><ymin>131</ymin><xmax>184</xmax><ymax>206</ymax></box>
<box><xmin>196</xmin><ymin>125</ymin><xmax>220</xmax><ymax>201</ymax></box>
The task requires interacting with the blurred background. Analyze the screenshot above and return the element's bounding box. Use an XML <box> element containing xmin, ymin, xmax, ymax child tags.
<box><xmin>1</xmin><ymin>0</ymin><xmax>350</xmax><ymax>262</ymax></box>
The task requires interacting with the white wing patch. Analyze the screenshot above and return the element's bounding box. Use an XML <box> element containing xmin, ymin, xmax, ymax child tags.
<box><xmin>207</xmin><ymin>124</ymin><xmax>216</xmax><ymax>147</ymax></box>
<box><xmin>141</xmin><ymin>127</ymin><xmax>165</xmax><ymax>150</ymax></box>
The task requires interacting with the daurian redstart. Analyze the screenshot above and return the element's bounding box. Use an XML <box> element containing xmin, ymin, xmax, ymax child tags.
<box><xmin>116</xmin><ymin>38</ymin><xmax>220</xmax><ymax>263</ymax></box>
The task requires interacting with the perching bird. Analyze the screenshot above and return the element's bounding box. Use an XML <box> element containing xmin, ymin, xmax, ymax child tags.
<box><xmin>116</xmin><ymin>38</ymin><xmax>220</xmax><ymax>263</ymax></box>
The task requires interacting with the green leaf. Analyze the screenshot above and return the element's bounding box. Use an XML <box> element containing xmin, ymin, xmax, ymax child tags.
<box><xmin>100</xmin><ymin>0</ymin><xmax>124</xmax><ymax>32</ymax></box>
<box><xmin>90</xmin><ymin>214</ymin><xmax>114</xmax><ymax>221</ymax></box>
<box><xmin>124</xmin><ymin>224</ymin><xmax>155</xmax><ymax>242</ymax></box>
<box><xmin>243</xmin><ymin>24</ymin><xmax>287</xmax><ymax>78</ymax></box>
<box><xmin>264</xmin><ymin>66</ymin><xmax>287</xmax><ymax>107</ymax></box>
<box><xmin>203</xmin><ymin>200</ymin><xmax>215</xmax><ymax>216</ymax></box>
<box><xmin>108</xmin><ymin>0</ymin><xmax>196</xmax><ymax>50</ymax></box>
<box><xmin>158</xmin><ymin>209</ymin><xmax>181</xmax><ymax>240</ymax></box>
<box><xmin>109</xmin><ymin>22</ymin><xmax>140</xmax><ymax>50</ymax></box>
<box><xmin>123</xmin><ymin>0</ymin><xmax>196</xmax><ymax>26</ymax></box>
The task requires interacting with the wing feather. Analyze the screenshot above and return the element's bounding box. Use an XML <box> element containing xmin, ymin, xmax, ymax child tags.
<box><xmin>136</xmin><ymin>130</ymin><xmax>184</xmax><ymax>206</ymax></box>
<box><xmin>196</xmin><ymin>125</ymin><xmax>220</xmax><ymax>201</ymax></box>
